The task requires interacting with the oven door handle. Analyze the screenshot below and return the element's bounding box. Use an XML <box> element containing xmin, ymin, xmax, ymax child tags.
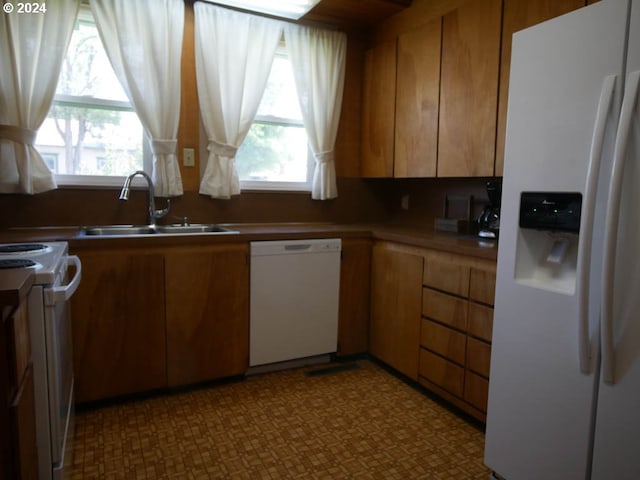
<box><xmin>45</xmin><ymin>255</ymin><xmax>82</xmax><ymax>305</ymax></box>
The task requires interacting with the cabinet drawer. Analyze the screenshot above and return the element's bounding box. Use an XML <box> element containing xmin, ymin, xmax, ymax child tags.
<box><xmin>419</xmin><ymin>348</ymin><xmax>464</xmax><ymax>397</ymax></box>
<box><xmin>469</xmin><ymin>268</ymin><xmax>496</xmax><ymax>305</ymax></box>
<box><xmin>423</xmin><ymin>258</ymin><xmax>469</xmax><ymax>297</ymax></box>
<box><xmin>422</xmin><ymin>288</ymin><xmax>468</xmax><ymax>331</ymax></box>
<box><xmin>466</xmin><ymin>337</ymin><xmax>491</xmax><ymax>377</ymax></box>
<box><xmin>468</xmin><ymin>302</ymin><xmax>494</xmax><ymax>342</ymax></box>
<box><xmin>464</xmin><ymin>371</ymin><xmax>489</xmax><ymax>412</ymax></box>
<box><xmin>420</xmin><ymin>319</ymin><xmax>466</xmax><ymax>365</ymax></box>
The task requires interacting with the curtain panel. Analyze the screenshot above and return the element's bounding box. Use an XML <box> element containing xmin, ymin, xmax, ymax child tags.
<box><xmin>284</xmin><ymin>24</ymin><xmax>346</xmax><ymax>200</ymax></box>
<box><xmin>91</xmin><ymin>0</ymin><xmax>185</xmax><ymax>197</ymax></box>
<box><xmin>0</xmin><ymin>0</ymin><xmax>80</xmax><ymax>194</ymax></box>
<box><xmin>194</xmin><ymin>3</ymin><xmax>283</xmax><ymax>199</ymax></box>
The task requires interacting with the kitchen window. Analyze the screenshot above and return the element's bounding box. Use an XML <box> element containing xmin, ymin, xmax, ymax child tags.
<box><xmin>34</xmin><ymin>7</ymin><xmax>150</xmax><ymax>187</ymax></box>
<box><xmin>235</xmin><ymin>49</ymin><xmax>312</xmax><ymax>192</ymax></box>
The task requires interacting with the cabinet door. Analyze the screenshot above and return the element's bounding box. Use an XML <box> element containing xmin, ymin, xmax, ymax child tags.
<box><xmin>438</xmin><ymin>0</ymin><xmax>502</xmax><ymax>177</ymax></box>
<box><xmin>369</xmin><ymin>242</ymin><xmax>422</xmax><ymax>379</ymax></box>
<box><xmin>11</xmin><ymin>364</ymin><xmax>38</xmax><ymax>480</ymax></box>
<box><xmin>394</xmin><ymin>18</ymin><xmax>441</xmax><ymax>178</ymax></box>
<box><xmin>165</xmin><ymin>244</ymin><xmax>249</xmax><ymax>387</ymax></box>
<box><xmin>71</xmin><ymin>251</ymin><xmax>166</xmax><ymax>403</ymax></box>
<box><xmin>337</xmin><ymin>238</ymin><xmax>371</xmax><ymax>356</ymax></box>
<box><xmin>361</xmin><ymin>40</ymin><xmax>397</xmax><ymax>178</ymax></box>
<box><xmin>496</xmin><ymin>0</ymin><xmax>586</xmax><ymax>175</ymax></box>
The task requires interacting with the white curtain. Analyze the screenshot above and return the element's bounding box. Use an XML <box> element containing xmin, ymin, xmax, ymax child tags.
<box><xmin>284</xmin><ymin>24</ymin><xmax>346</xmax><ymax>200</ymax></box>
<box><xmin>91</xmin><ymin>0</ymin><xmax>185</xmax><ymax>197</ymax></box>
<box><xmin>194</xmin><ymin>3</ymin><xmax>283</xmax><ymax>199</ymax></box>
<box><xmin>0</xmin><ymin>0</ymin><xmax>79</xmax><ymax>194</ymax></box>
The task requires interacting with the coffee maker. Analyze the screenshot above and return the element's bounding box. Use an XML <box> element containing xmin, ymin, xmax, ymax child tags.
<box><xmin>478</xmin><ymin>180</ymin><xmax>502</xmax><ymax>239</ymax></box>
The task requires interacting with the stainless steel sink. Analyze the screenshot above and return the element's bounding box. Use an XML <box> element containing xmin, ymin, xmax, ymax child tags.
<box><xmin>154</xmin><ymin>224</ymin><xmax>235</xmax><ymax>234</ymax></box>
<box><xmin>78</xmin><ymin>224</ymin><xmax>238</xmax><ymax>236</ymax></box>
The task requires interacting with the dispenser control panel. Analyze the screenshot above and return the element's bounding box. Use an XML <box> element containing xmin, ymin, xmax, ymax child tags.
<box><xmin>519</xmin><ymin>192</ymin><xmax>582</xmax><ymax>233</ymax></box>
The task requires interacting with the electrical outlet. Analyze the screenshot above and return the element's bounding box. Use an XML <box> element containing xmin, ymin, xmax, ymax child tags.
<box><xmin>401</xmin><ymin>194</ymin><xmax>410</xmax><ymax>210</ymax></box>
<box><xmin>183</xmin><ymin>148</ymin><xmax>195</xmax><ymax>167</ymax></box>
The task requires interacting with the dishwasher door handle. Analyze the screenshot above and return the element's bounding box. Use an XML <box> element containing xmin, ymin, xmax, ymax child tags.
<box><xmin>284</xmin><ymin>244</ymin><xmax>312</xmax><ymax>251</ymax></box>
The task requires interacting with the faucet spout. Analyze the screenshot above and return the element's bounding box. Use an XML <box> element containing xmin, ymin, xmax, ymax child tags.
<box><xmin>119</xmin><ymin>170</ymin><xmax>170</xmax><ymax>226</ymax></box>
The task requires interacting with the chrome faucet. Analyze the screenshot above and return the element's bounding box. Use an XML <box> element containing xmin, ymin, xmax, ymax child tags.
<box><xmin>119</xmin><ymin>170</ymin><xmax>170</xmax><ymax>226</ymax></box>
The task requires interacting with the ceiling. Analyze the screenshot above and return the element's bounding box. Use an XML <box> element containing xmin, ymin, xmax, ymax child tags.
<box><xmin>301</xmin><ymin>0</ymin><xmax>412</xmax><ymax>29</ymax></box>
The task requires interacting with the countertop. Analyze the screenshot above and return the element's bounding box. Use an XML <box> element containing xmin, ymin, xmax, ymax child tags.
<box><xmin>0</xmin><ymin>267</ymin><xmax>34</xmax><ymax>306</ymax></box>
<box><xmin>0</xmin><ymin>222</ymin><xmax>498</xmax><ymax>259</ymax></box>
<box><xmin>0</xmin><ymin>223</ymin><xmax>497</xmax><ymax>296</ymax></box>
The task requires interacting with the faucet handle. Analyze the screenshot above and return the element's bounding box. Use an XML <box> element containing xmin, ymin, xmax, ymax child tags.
<box><xmin>153</xmin><ymin>199</ymin><xmax>171</xmax><ymax>220</ymax></box>
<box><xmin>171</xmin><ymin>215</ymin><xmax>189</xmax><ymax>226</ymax></box>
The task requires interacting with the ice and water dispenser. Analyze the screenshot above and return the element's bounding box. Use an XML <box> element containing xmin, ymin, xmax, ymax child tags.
<box><xmin>515</xmin><ymin>192</ymin><xmax>582</xmax><ymax>294</ymax></box>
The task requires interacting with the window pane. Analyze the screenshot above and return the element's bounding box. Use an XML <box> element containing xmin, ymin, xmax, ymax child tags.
<box><xmin>236</xmin><ymin>50</ymin><xmax>310</xmax><ymax>188</ymax></box>
<box><xmin>236</xmin><ymin>123</ymin><xmax>308</xmax><ymax>182</ymax></box>
<box><xmin>59</xmin><ymin>18</ymin><xmax>129</xmax><ymax>102</ymax></box>
<box><xmin>37</xmin><ymin>108</ymin><xmax>143</xmax><ymax>176</ymax></box>
<box><xmin>256</xmin><ymin>54</ymin><xmax>302</xmax><ymax>120</ymax></box>
<box><xmin>34</xmin><ymin>10</ymin><xmax>146</xmax><ymax>180</ymax></box>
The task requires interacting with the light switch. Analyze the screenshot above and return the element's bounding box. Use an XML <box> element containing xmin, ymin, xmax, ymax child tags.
<box><xmin>183</xmin><ymin>148</ymin><xmax>195</xmax><ymax>167</ymax></box>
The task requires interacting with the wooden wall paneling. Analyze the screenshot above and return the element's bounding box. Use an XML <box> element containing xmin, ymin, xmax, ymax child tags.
<box><xmin>394</xmin><ymin>18</ymin><xmax>442</xmax><ymax>178</ymax></box>
<box><xmin>335</xmin><ymin>31</ymin><xmax>367</xmax><ymax>177</ymax></box>
<box><xmin>178</xmin><ymin>1</ymin><xmax>200</xmax><ymax>192</ymax></box>
<box><xmin>496</xmin><ymin>0</ymin><xmax>588</xmax><ymax>176</ymax></box>
<box><xmin>361</xmin><ymin>40</ymin><xmax>397</xmax><ymax>177</ymax></box>
<box><xmin>373</xmin><ymin>0</ymin><xmax>469</xmax><ymax>44</ymax></box>
<box><xmin>438</xmin><ymin>0</ymin><xmax>502</xmax><ymax>177</ymax></box>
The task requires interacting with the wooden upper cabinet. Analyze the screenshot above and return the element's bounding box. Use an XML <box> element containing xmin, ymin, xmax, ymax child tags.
<box><xmin>496</xmin><ymin>0</ymin><xmax>587</xmax><ymax>175</ymax></box>
<box><xmin>361</xmin><ymin>40</ymin><xmax>397</xmax><ymax>177</ymax></box>
<box><xmin>394</xmin><ymin>18</ymin><xmax>442</xmax><ymax>178</ymax></box>
<box><xmin>438</xmin><ymin>0</ymin><xmax>502</xmax><ymax>177</ymax></box>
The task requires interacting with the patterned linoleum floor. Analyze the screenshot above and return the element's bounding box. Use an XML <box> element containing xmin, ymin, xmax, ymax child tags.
<box><xmin>71</xmin><ymin>360</ymin><xmax>490</xmax><ymax>479</ymax></box>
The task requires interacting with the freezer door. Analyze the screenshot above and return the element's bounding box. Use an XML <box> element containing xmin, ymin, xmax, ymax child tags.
<box><xmin>484</xmin><ymin>1</ymin><xmax>629</xmax><ymax>479</ymax></box>
<box><xmin>591</xmin><ymin>1</ymin><xmax>640</xmax><ymax>478</ymax></box>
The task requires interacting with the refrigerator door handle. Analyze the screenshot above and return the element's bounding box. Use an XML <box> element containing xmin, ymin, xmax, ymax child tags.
<box><xmin>601</xmin><ymin>69</ymin><xmax>640</xmax><ymax>385</ymax></box>
<box><xmin>577</xmin><ymin>74</ymin><xmax>617</xmax><ymax>375</ymax></box>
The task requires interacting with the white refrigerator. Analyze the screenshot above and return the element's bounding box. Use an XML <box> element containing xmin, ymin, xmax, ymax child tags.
<box><xmin>484</xmin><ymin>0</ymin><xmax>640</xmax><ymax>479</ymax></box>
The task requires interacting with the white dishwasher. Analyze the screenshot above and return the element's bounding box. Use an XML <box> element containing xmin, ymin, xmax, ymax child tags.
<box><xmin>249</xmin><ymin>238</ymin><xmax>341</xmax><ymax>367</ymax></box>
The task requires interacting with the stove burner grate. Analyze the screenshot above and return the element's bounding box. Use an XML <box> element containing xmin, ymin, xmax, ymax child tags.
<box><xmin>0</xmin><ymin>243</ymin><xmax>49</xmax><ymax>254</ymax></box>
<box><xmin>0</xmin><ymin>259</ymin><xmax>37</xmax><ymax>269</ymax></box>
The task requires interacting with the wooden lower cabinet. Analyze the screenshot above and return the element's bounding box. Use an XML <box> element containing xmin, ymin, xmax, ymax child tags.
<box><xmin>71</xmin><ymin>249</ymin><xmax>167</xmax><ymax>403</ymax></box>
<box><xmin>165</xmin><ymin>244</ymin><xmax>249</xmax><ymax>387</ymax></box>
<box><xmin>369</xmin><ymin>241</ymin><xmax>422</xmax><ymax>380</ymax></box>
<box><xmin>337</xmin><ymin>238</ymin><xmax>371</xmax><ymax>356</ymax></box>
<box><xmin>418</xmin><ymin>249</ymin><xmax>496</xmax><ymax>422</ymax></box>
<box><xmin>2</xmin><ymin>300</ymin><xmax>38</xmax><ymax>480</ymax></box>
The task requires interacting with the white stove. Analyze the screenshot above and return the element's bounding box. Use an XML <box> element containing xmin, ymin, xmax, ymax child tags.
<box><xmin>0</xmin><ymin>242</ymin><xmax>68</xmax><ymax>285</ymax></box>
<box><xmin>0</xmin><ymin>241</ymin><xmax>81</xmax><ymax>480</ymax></box>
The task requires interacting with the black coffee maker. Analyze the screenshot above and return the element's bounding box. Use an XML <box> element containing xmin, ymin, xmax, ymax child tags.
<box><xmin>478</xmin><ymin>180</ymin><xmax>502</xmax><ymax>239</ymax></box>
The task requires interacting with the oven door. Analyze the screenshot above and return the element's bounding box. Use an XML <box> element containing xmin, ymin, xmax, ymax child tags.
<box><xmin>44</xmin><ymin>255</ymin><xmax>81</xmax><ymax>478</ymax></box>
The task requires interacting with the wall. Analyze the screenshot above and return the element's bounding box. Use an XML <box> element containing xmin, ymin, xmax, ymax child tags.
<box><xmin>0</xmin><ymin>2</ymin><xmax>385</xmax><ymax>229</ymax></box>
<box><xmin>0</xmin><ymin>0</ymin><xmax>493</xmax><ymax>231</ymax></box>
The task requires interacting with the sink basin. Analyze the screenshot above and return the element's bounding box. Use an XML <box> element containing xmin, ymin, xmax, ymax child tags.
<box><xmin>154</xmin><ymin>224</ymin><xmax>234</xmax><ymax>234</ymax></box>
<box><xmin>78</xmin><ymin>224</ymin><xmax>238</xmax><ymax>237</ymax></box>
